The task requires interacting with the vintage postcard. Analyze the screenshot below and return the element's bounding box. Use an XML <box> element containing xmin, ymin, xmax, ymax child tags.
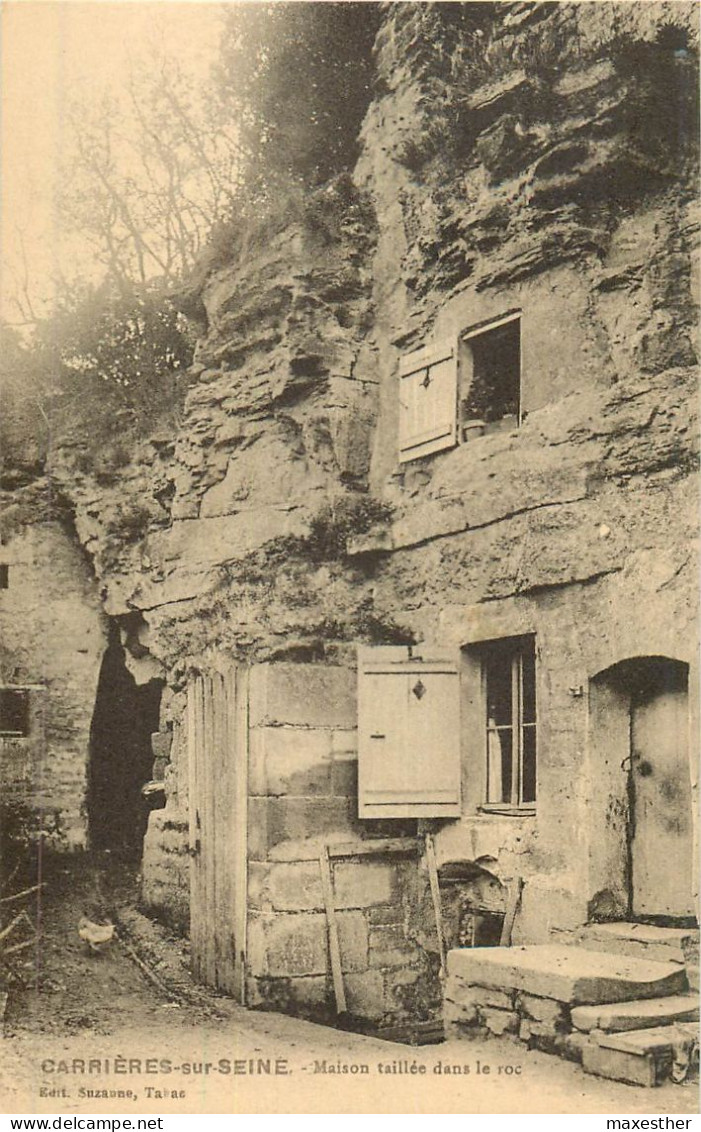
<box><xmin>0</xmin><ymin>0</ymin><xmax>698</xmax><ymax>1116</ymax></box>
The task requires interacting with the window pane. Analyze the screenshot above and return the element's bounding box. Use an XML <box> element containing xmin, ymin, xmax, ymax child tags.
<box><xmin>468</xmin><ymin>319</ymin><xmax>520</xmax><ymax>423</ymax></box>
<box><xmin>0</xmin><ymin>689</ymin><xmax>29</xmax><ymax>736</ymax></box>
<box><xmin>522</xmin><ymin>724</ymin><xmax>536</xmax><ymax>803</ymax></box>
<box><xmin>481</xmin><ymin>635</ymin><xmax>536</xmax><ymax>808</ymax></box>
<box><xmin>522</xmin><ymin>644</ymin><xmax>536</xmax><ymax>724</ymax></box>
<box><xmin>485</xmin><ymin>655</ymin><xmax>512</xmax><ymax>728</ymax></box>
<box><xmin>487</xmin><ymin>727</ymin><xmax>513</xmax><ymax>804</ymax></box>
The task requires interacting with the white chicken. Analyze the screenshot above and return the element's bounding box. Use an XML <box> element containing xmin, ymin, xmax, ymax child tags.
<box><xmin>78</xmin><ymin>915</ymin><xmax>115</xmax><ymax>955</ymax></box>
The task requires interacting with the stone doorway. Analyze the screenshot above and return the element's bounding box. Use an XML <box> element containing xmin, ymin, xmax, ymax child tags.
<box><xmin>439</xmin><ymin>861</ymin><xmax>507</xmax><ymax>949</ymax></box>
<box><xmin>588</xmin><ymin>656</ymin><xmax>695</xmax><ymax>924</ymax></box>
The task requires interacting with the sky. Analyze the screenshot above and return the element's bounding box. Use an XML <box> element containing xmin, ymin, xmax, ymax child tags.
<box><xmin>0</xmin><ymin>1</ymin><xmax>227</xmax><ymax>325</ymax></box>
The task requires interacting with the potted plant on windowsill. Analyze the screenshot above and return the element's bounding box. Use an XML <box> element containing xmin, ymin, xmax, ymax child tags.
<box><xmin>462</xmin><ymin>418</ymin><xmax>486</xmax><ymax>441</ymax></box>
<box><xmin>460</xmin><ymin>386</ymin><xmax>488</xmax><ymax>441</ymax></box>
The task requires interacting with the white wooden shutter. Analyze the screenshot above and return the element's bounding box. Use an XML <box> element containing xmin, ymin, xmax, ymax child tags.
<box><xmin>398</xmin><ymin>340</ymin><xmax>457</xmax><ymax>462</ymax></box>
<box><xmin>358</xmin><ymin>645</ymin><xmax>461</xmax><ymax>818</ymax></box>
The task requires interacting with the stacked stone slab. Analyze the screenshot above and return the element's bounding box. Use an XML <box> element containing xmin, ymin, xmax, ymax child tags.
<box><xmin>582</xmin><ymin>1023</ymin><xmax>699</xmax><ymax>1088</ymax></box>
<box><xmin>445</xmin><ymin>941</ymin><xmax>698</xmax><ymax>1086</ymax></box>
<box><xmin>574</xmin><ymin>923</ymin><xmax>700</xmax><ymax>992</ymax></box>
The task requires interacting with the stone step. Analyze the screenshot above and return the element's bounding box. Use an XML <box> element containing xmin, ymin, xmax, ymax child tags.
<box><xmin>578</xmin><ymin>922</ymin><xmax>699</xmax><ymax>968</ymax></box>
<box><xmin>446</xmin><ymin>944</ymin><xmax>688</xmax><ymax>1006</ymax></box>
<box><xmin>582</xmin><ymin>1022</ymin><xmax>698</xmax><ymax>1088</ymax></box>
<box><xmin>571</xmin><ymin>993</ymin><xmax>699</xmax><ymax>1033</ymax></box>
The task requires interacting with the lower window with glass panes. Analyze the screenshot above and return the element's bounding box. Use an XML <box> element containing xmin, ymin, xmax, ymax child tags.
<box><xmin>480</xmin><ymin>635</ymin><xmax>536</xmax><ymax>812</ymax></box>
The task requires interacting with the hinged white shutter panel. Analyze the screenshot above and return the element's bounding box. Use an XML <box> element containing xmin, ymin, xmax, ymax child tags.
<box><xmin>398</xmin><ymin>341</ymin><xmax>457</xmax><ymax>462</ymax></box>
<box><xmin>358</xmin><ymin>646</ymin><xmax>461</xmax><ymax>818</ymax></box>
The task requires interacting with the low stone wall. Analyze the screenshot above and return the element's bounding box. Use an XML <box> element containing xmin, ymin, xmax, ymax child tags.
<box><xmin>140</xmin><ymin>809</ymin><xmax>190</xmax><ymax>933</ymax></box>
<box><xmin>141</xmin><ymin>710</ymin><xmax>190</xmax><ymax>932</ymax></box>
<box><xmin>444</xmin><ymin>972</ymin><xmax>586</xmax><ymax>1062</ymax></box>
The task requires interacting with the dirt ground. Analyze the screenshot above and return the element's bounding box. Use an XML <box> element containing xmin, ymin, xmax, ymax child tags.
<box><xmin>1</xmin><ymin>857</ymin><xmax>698</xmax><ymax>1116</ymax></box>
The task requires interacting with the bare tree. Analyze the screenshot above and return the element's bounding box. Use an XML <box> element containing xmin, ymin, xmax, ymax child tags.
<box><xmin>58</xmin><ymin>55</ymin><xmax>243</xmax><ymax>291</ymax></box>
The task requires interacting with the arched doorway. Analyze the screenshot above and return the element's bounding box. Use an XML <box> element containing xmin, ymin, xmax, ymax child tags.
<box><xmin>589</xmin><ymin>656</ymin><xmax>694</xmax><ymax>922</ymax></box>
<box><xmin>438</xmin><ymin>860</ymin><xmax>507</xmax><ymax>949</ymax></box>
<box><xmin>87</xmin><ymin>623</ymin><xmax>163</xmax><ymax>861</ymax></box>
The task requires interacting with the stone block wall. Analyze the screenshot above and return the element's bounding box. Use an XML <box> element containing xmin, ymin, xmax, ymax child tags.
<box><xmin>0</xmin><ymin>519</ymin><xmax>107</xmax><ymax>851</ymax></box>
<box><xmin>444</xmin><ymin>974</ymin><xmax>583</xmax><ymax>1062</ymax></box>
<box><xmin>140</xmin><ymin>809</ymin><xmax>190</xmax><ymax>933</ymax></box>
<box><xmin>246</xmin><ymin>662</ymin><xmax>439</xmax><ymax>1027</ymax></box>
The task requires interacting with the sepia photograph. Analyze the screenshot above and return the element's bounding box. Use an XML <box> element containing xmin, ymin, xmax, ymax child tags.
<box><xmin>0</xmin><ymin>0</ymin><xmax>698</xmax><ymax>1117</ymax></box>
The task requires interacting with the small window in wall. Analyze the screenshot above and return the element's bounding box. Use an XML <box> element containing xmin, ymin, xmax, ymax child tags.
<box><xmin>481</xmin><ymin>635</ymin><xmax>536</xmax><ymax>809</ymax></box>
<box><xmin>398</xmin><ymin>340</ymin><xmax>458</xmax><ymax>462</ymax></box>
<box><xmin>0</xmin><ymin>565</ymin><xmax>8</xmax><ymax>589</ymax></box>
<box><xmin>0</xmin><ymin>688</ymin><xmax>30</xmax><ymax>737</ymax></box>
<box><xmin>460</xmin><ymin>312</ymin><xmax>521</xmax><ymax>430</ymax></box>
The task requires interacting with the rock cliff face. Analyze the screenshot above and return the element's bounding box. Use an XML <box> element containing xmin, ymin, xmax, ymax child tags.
<box><xmin>39</xmin><ymin>1</ymin><xmax>699</xmax><ymax>673</ymax></box>
<box><xmin>1</xmin><ymin>1</ymin><xmax>697</xmax><ymax>1022</ymax></box>
<box><xmin>47</xmin><ymin>178</ymin><xmax>386</xmax><ymax>671</ymax></box>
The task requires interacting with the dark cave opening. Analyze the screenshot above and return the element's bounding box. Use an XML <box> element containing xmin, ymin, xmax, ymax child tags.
<box><xmin>87</xmin><ymin>622</ymin><xmax>163</xmax><ymax>861</ymax></box>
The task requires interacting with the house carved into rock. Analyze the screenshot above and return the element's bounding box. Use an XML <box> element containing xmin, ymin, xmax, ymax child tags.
<box><xmin>1</xmin><ymin>0</ymin><xmax>698</xmax><ymax>1081</ymax></box>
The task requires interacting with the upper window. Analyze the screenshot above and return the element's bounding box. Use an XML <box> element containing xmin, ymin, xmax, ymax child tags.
<box><xmin>397</xmin><ymin>313</ymin><xmax>522</xmax><ymax>463</ymax></box>
<box><xmin>0</xmin><ymin>565</ymin><xmax>8</xmax><ymax>589</ymax></box>
<box><xmin>0</xmin><ymin>688</ymin><xmax>30</xmax><ymax>737</ymax></box>
<box><xmin>460</xmin><ymin>312</ymin><xmax>521</xmax><ymax>429</ymax></box>
<box><xmin>398</xmin><ymin>340</ymin><xmax>457</xmax><ymax>463</ymax></box>
<box><xmin>481</xmin><ymin>635</ymin><xmax>536</xmax><ymax>809</ymax></box>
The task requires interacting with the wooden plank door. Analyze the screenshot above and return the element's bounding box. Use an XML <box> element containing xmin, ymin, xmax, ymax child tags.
<box><xmin>187</xmin><ymin>668</ymin><xmax>248</xmax><ymax>999</ymax></box>
<box><xmin>630</xmin><ymin>663</ymin><xmax>694</xmax><ymax>919</ymax></box>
